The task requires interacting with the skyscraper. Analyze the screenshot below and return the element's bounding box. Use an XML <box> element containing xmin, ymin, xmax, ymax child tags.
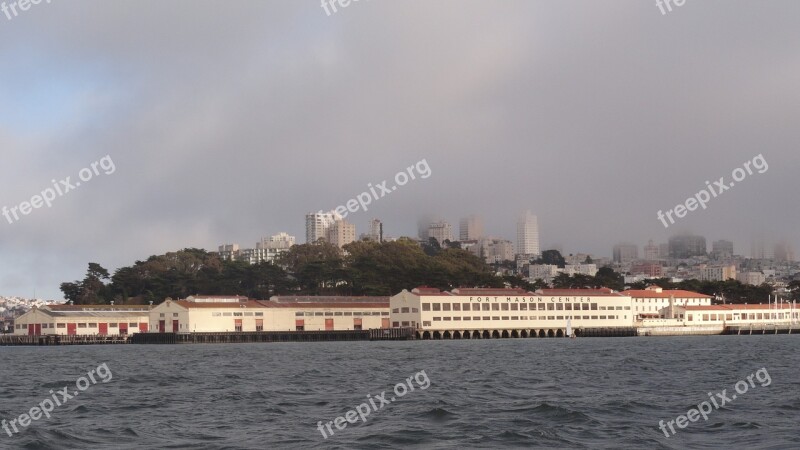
<box><xmin>613</xmin><ymin>243</ymin><xmax>639</xmax><ymax>263</ymax></box>
<box><xmin>459</xmin><ymin>215</ymin><xmax>485</xmax><ymax>241</ymax></box>
<box><xmin>668</xmin><ymin>234</ymin><xmax>707</xmax><ymax>259</ymax></box>
<box><xmin>368</xmin><ymin>219</ymin><xmax>383</xmax><ymax>242</ymax></box>
<box><xmin>643</xmin><ymin>240</ymin><xmax>659</xmax><ymax>260</ymax></box>
<box><xmin>326</xmin><ymin>219</ymin><xmax>356</xmax><ymax>248</ymax></box>
<box><xmin>516</xmin><ymin>211</ymin><xmax>540</xmax><ymax>256</ymax></box>
<box><xmin>305</xmin><ymin>211</ymin><xmax>340</xmax><ymax>244</ymax></box>
<box><xmin>711</xmin><ymin>240</ymin><xmax>734</xmax><ymax>260</ymax></box>
<box><xmin>428</xmin><ymin>221</ymin><xmax>453</xmax><ymax>245</ymax></box>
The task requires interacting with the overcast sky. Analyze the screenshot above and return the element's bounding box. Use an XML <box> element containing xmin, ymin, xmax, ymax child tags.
<box><xmin>1</xmin><ymin>0</ymin><xmax>798</xmax><ymax>299</ymax></box>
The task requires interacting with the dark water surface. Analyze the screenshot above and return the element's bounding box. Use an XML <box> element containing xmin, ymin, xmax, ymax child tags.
<box><xmin>1</xmin><ymin>336</ymin><xmax>798</xmax><ymax>449</ymax></box>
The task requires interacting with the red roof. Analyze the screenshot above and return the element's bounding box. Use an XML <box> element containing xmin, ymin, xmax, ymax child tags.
<box><xmin>621</xmin><ymin>289</ymin><xmax>712</xmax><ymax>299</ymax></box>
<box><xmin>172</xmin><ymin>301</ymin><xmax>268</xmax><ymax>309</ymax></box>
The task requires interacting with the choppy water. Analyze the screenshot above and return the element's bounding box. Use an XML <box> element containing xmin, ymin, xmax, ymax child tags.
<box><xmin>1</xmin><ymin>336</ymin><xmax>798</xmax><ymax>449</ymax></box>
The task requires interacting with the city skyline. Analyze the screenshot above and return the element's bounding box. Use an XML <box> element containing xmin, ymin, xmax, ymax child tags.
<box><xmin>1</xmin><ymin>2</ymin><xmax>798</xmax><ymax>300</ymax></box>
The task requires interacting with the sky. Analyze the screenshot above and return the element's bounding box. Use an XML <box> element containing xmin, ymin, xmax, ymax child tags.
<box><xmin>1</xmin><ymin>0</ymin><xmax>798</xmax><ymax>299</ymax></box>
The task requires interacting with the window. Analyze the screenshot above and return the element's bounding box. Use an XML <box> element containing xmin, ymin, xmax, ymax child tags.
<box><xmin>423</xmin><ymin>321</ymin><xmax>431</xmax><ymax>326</ymax></box>
<box><xmin>687</xmin><ymin>315</ymin><xmax>693</xmax><ymax>321</ymax></box>
<box><xmin>591</xmin><ymin>316</ymin><xmax>598</xmax><ymax>320</ymax></box>
<box><xmin>501</xmin><ymin>303</ymin><xmax>509</xmax><ymax>311</ymax></box>
<box><xmin>463</xmin><ymin>317</ymin><xmax>471</xmax><ymax>321</ymax></box>
<box><xmin>402</xmin><ymin>321</ymin><xmax>410</xmax><ymax>326</ymax></box>
<box><xmin>57</xmin><ymin>323</ymin><xmax>65</xmax><ymax>328</ymax></box>
<box><xmin>88</xmin><ymin>323</ymin><xmax>97</xmax><ymax>327</ymax></box>
<box><xmin>600</xmin><ymin>316</ymin><xmax>607</xmax><ymax>320</ymax></box>
<box><xmin>422</xmin><ymin>303</ymin><xmax>431</xmax><ymax>311</ymax></box>
<box><xmin>255</xmin><ymin>312</ymin><xmax>263</xmax><ymax>316</ymax></box>
<box><xmin>582</xmin><ymin>316</ymin><xmax>589</xmax><ymax>320</ymax></box>
<box><xmin>344</xmin><ymin>312</ymin><xmax>352</xmax><ymax>316</ymax></box>
<box><xmin>433</xmin><ymin>303</ymin><xmax>441</xmax><ymax>311</ymax></box>
<box><xmin>443</xmin><ymin>303</ymin><xmax>451</xmax><ymax>311</ymax></box>
<box><xmin>538</xmin><ymin>303</ymin><xmax>546</xmax><ymax>310</ymax></box>
<box><xmin>245</xmin><ymin>312</ymin><xmax>253</xmax><ymax>316</ymax></box>
<box><xmin>565</xmin><ymin>304</ymin><xmax>573</xmax><ymax>310</ymax></box>
<box><xmin>556</xmin><ymin>303</ymin><xmax>563</xmax><ymax>311</ymax></box>
<box><xmin>520</xmin><ymin>304</ymin><xmax>528</xmax><ymax>310</ymax></box>
<box><xmin>129</xmin><ymin>323</ymin><xmax>138</xmax><ymax>327</ymax></box>
<box><xmin>433</xmin><ymin>317</ymin><xmax>441</xmax><ymax>321</ymax></box>
<box><xmin>411</xmin><ymin>308</ymin><xmax>419</xmax><ymax>313</ymax></box>
<box><xmin>492</xmin><ymin>316</ymin><xmax>500</xmax><ymax>320</ymax></box>
<box><xmin>223</xmin><ymin>312</ymin><xmax>233</xmax><ymax>316</ymax></box>
<box><xmin>392</xmin><ymin>308</ymin><xmax>400</xmax><ymax>313</ymax></box>
<box><xmin>401</xmin><ymin>307</ymin><xmax>410</xmax><ymax>313</ymax></box>
<box><xmin>501</xmin><ymin>316</ymin><xmax>509</xmax><ymax>320</ymax></box>
<box><xmin>314</xmin><ymin>312</ymin><xmax>324</xmax><ymax>316</ymax></box>
<box><xmin>483</xmin><ymin>316</ymin><xmax>490</xmax><ymax>320</ymax></box>
<box><xmin>452</xmin><ymin>303</ymin><xmax>460</xmax><ymax>311</ymax></box>
<box><xmin>110</xmin><ymin>323</ymin><xmax>118</xmax><ymax>327</ymax></box>
<box><xmin>335</xmin><ymin>312</ymin><xmax>343</xmax><ymax>316</ymax></box>
<box><xmin>474</xmin><ymin>316</ymin><xmax>481</xmax><ymax>320</ymax></box>
<box><xmin>582</xmin><ymin>304</ymin><xmax>590</xmax><ymax>311</ymax></box>
<box><xmin>547</xmin><ymin>316</ymin><xmax>555</xmax><ymax>320</ymax></box>
<box><xmin>173</xmin><ymin>313</ymin><xmax>179</xmax><ymax>317</ymax></box>
<box><xmin>556</xmin><ymin>316</ymin><xmax>563</xmax><ymax>320</ymax></box>
<box><xmin>547</xmin><ymin>303</ymin><xmax>555</xmax><ymax>311</ymax></box>
<box><xmin>492</xmin><ymin>304</ymin><xmax>500</xmax><ymax>311</ymax></box>
<box><xmin>159</xmin><ymin>313</ymin><xmax>165</xmax><ymax>317</ymax></box>
<box><xmin>702</xmin><ymin>314</ymin><xmax>709</xmax><ymax>321</ymax></box>
<box><xmin>591</xmin><ymin>303</ymin><xmax>598</xmax><ymax>310</ymax></box>
<box><xmin>510</xmin><ymin>304</ymin><xmax>518</xmax><ymax>311</ymax></box>
<box><xmin>233</xmin><ymin>312</ymin><xmax>243</xmax><ymax>317</ymax></box>
<box><xmin>443</xmin><ymin>317</ymin><xmax>451</xmax><ymax>321</ymax></box>
<box><xmin>78</xmin><ymin>323</ymin><xmax>87</xmax><ymax>328</ymax></box>
<box><xmin>325</xmin><ymin>312</ymin><xmax>334</xmax><ymax>316</ymax></box>
<box><xmin>726</xmin><ymin>314</ymin><xmax>732</xmax><ymax>320</ymax></box>
<box><xmin>482</xmin><ymin>304</ymin><xmax>490</xmax><ymax>311</ymax></box>
<box><xmin>462</xmin><ymin>303</ymin><xmax>470</xmax><ymax>311</ymax></box>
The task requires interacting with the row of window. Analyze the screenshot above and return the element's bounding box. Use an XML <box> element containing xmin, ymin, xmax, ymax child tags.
<box><xmin>392</xmin><ymin>308</ymin><xmax>420</xmax><ymax>313</ymax></box>
<box><xmin>421</xmin><ymin>303</ymin><xmax>631</xmax><ymax>312</ymax></box>
<box><xmin>427</xmin><ymin>315</ymin><xmax>623</xmax><ymax>322</ymax></box>
<box><xmin>689</xmin><ymin>312</ymin><xmax>799</xmax><ymax>321</ymax></box>
<box><xmin>293</xmin><ymin>312</ymin><xmax>389</xmax><ymax>317</ymax></box>
<box><xmin>16</xmin><ymin>323</ymin><xmax>141</xmax><ymax>329</ymax></box>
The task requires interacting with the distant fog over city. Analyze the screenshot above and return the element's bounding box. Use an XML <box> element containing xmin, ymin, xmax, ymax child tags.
<box><xmin>1</xmin><ymin>0</ymin><xmax>798</xmax><ymax>299</ymax></box>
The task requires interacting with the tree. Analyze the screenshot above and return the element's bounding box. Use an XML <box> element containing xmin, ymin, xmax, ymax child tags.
<box><xmin>535</xmin><ymin>250</ymin><xmax>566</xmax><ymax>268</ymax></box>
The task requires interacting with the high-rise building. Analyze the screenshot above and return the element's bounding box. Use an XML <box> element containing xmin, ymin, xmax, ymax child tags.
<box><xmin>217</xmin><ymin>244</ymin><xmax>240</xmax><ymax>261</ymax></box>
<box><xmin>668</xmin><ymin>234</ymin><xmax>707</xmax><ymax>259</ymax></box>
<box><xmin>366</xmin><ymin>219</ymin><xmax>383</xmax><ymax>242</ymax></box>
<box><xmin>699</xmin><ymin>265</ymin><xmax>737</xmax><ymax>281</ymax></box>
<box><xmin>750</xmin><ymin>236</ymin><xmax>773</xmax><ymax>259</ymax></box>
<box><xmin>459</xmin><ymin>215</ymin><xmax>484</xmax><ymax>241</ymax></box>
<box><xmin>613</xmin><ymin>243</ymin><xmax>638</xmax><ymax>263</ymax></box>
<box><xmin>774</xmin><ymin>241</ymin><xmax>795</xmax><ymax>262</ymax></box>
<box><xmin>259</xmin><ymin>232</ymin><xmax>295</xmax><ymax>250</ymax></box>
<box><xmin>326</xmin><ymin>219</ymin><xmax>356</xmax><ymax>248</ymax></box>
<box><xmin>468</xmin><ymin>238</ymin><xmax>514</xmax><ymax>263</ymax></box>
<box><xmin>427</xmin><ymin>221</ymin><xmax>453</xmax><ymax>245</ymax></box>
<box><xmin>306</xmin><ymin>211</ymin><xmax>341</xmax><ymax>244</ymax></box>
<box><xmin>643</xmin><ymin>240</ymin><xmax>659</xmax><ymax>260</ymax></box>
<box><xmin>516</xmin><ymin>211</ymin><xmax>540</xmax><ymax>256</ymax></box>
<box><xmin>711</xmin><ymin>240</ymin><xmax>734</xmax><ymax>260</ymax></box>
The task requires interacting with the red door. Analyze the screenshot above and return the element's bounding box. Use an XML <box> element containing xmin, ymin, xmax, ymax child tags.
<box><xmin>295</xmin><ymin>319</ymin><xmax>304</xmax><ymax>331</ymax></box>
<box><xmin>119</xmin><ymin>323</ymin><xmax>128</xmax><ymax>335</ymax></box>
<box><xmin>98</xmin><ymin>323</ymin><xmax>108</xmax><ymax>335</ymax></box>
<box><xmin>139</xmin><ymin>322</ymin><xmax>148</xmax><ymax>332</ymax></box>
<box><xmin>28</xmin><ymin>324</ymin><xmax>34</xmax><ymax>336</ymax></box>
<box><xmin>172</xmin><ymin>320</ymin><xmax>179</xmax><ymax>332</ymax></box>
<box><xmin>353</xmin><ymin>318</ymin><xmax>363</xmax><ymax>330</ymax></box>
<box><xmin>67</xmin><ymin>323</ymin><xmax>77</xmax><ymax>335</ymax></box>
<box><xmin>159</xmin><ymin>320</ymin><xmax>165</xmax><ymax>333</ymax></box>
<box><xmin>382</xmin><ymin>318</ymin><xmax>390</xmax><ymax>329</ymax></box>
<box><xmin>325</xmin><ymin>318</ymin><xmax>334</xmax><ymax>331</ymax></box>
<box><xmin>34</xmin><ymin>324</ymin><xmax>42</xmax><ymax>336</ymax></box>
<box><xmin>234</xmin><ymin>319</ymin><xmax>243</xmax><ymax>332</ymax></box>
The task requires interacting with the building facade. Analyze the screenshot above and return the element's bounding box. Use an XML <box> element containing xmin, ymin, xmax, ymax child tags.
<box><xmin>516</xmin><ymin>211</ymin><xmax>540</xmax><ymax>257</ymax></box>
<box><xmin>13</xmin><ymin>304</ymin><xmax>152</xmax><ymax>336</ymax></box>
<box><xmin>390</xmin><ymin>287</ymin><xmax>633</xmax><ymax>338</ymax></box>
<box><xmin>459</xmin><ymin>215</ymin><xmax>484</xmax><ymax>241</ymax></box>
<box><xmin>326</xmin><ymin>219</ymin><xmax>356</xmax><ymax>248</ymax></box>
<box><xmin>306</xmin><ymin>211</ymin><xmax>341</xmax><ymax>244</ymax></box>
<box><xmin>613</xmin><ymin>243</ymin><xmax>639</xmax><ymax>264</ymax></box>
<box><xmin>622</xmin><ymin>285</ymin><xmax>713</xmax><ymax>319</ymax></box>
<box><xmin>427</xmin><ymin>221</ymin><xmax>454</xmax><ymax>245</ymax></box>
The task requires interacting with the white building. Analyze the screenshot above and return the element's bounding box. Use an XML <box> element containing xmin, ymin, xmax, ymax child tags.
<box><xmin>621</xmin><ymin>285</ymin><xmax>713</xmax><ymax>320</ymax></box>
<box><xmin>390</xmin><ymin>287</ymin><xmax>633</xmax><ymax>338</ymax></box>
<box><xmin>516</xmin><ymin>211</ymin><xmax>540</xmax><ymax>257</ymax></box>
<box><xmin>306</xmin><ymin>211</ymin><xmax>341</xmax><ymax>244</ymax></box>
<box><xmin>459</xmin><ymin>215</ymin><xmax>484</xmax><ymax>241</ymax></box>
<box><xmin>699</xmin><ymin>265</ymin><xmax>737</xmax><ymax>282</ymax></box>
<box><xmin>262</xmin><ymin>232</ymin><xmax>295</xmax><ymax>249</ymax></box>
<box><xmin>529</xmin><ymin>264</ymin><xmax>560</xmax><ymax>282</ymax></box>
<box><xmin>563</xmin><ymin>264</ymin><xmax>598</xmax><ymax>277</ymax></box>
<box><xmin>427</xmin><ymin>221</ymin><xmax>453</xmax><ymax>245</ymax></box>
<box><xmin>13</xmin><ymin>304</ymin><xmax>152</xmax><ymax>336</ymax></box>
<box><xmin>326</xmin><ymin>219</ymin><xmax>356</xmax><ymax>248</ymax></box>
